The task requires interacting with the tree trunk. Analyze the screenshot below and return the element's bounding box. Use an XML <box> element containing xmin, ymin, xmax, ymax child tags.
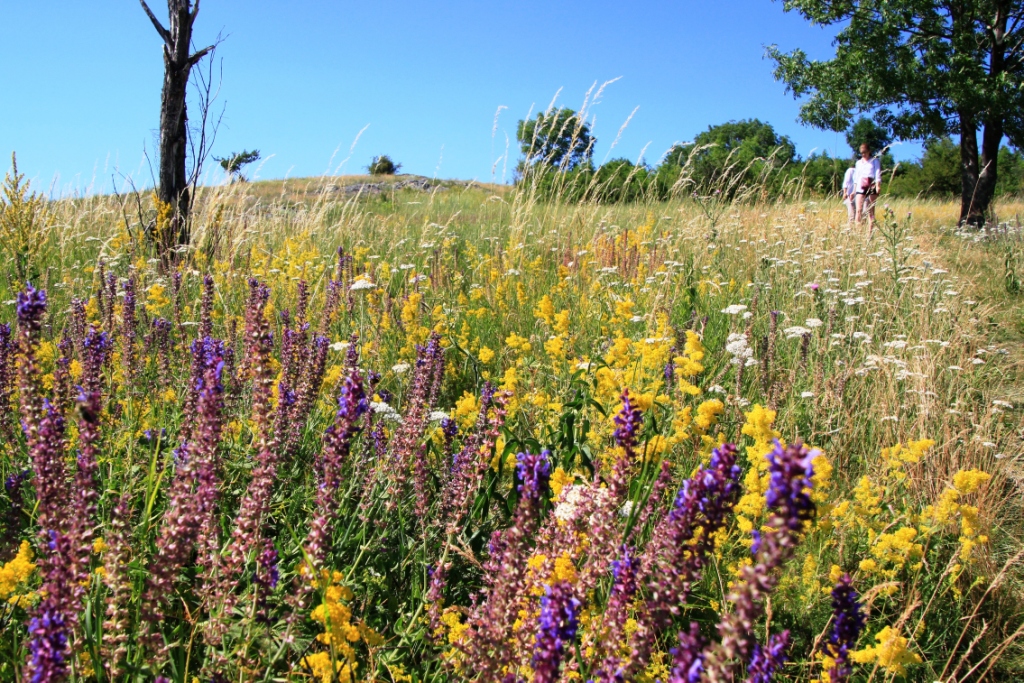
<box><xmin>158</xmin><ymin>48</ymin><xmax>191</xmax><ymax>250</ymax></box>
<box><xmin>141</xmin><ymin>0</ymin><xmax>212</xmax><ymax>252</ymax></box>
<box><xmin>958</xmin><ymin>112</ymin><xmax>1002</xmax><ymax>227</ymax></box>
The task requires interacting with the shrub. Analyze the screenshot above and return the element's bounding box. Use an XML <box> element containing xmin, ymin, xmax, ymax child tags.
<box><xmin>368</xmin><ymin>155</ymin><xmax>402</xmax><ymax>175</ymax></box>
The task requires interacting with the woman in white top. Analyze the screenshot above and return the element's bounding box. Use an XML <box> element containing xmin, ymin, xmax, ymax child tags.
<box><xmin>853</xmin><ymin>143</ymin><xmax>882</xmax><ymax>234</ymax></box>
<box><xmin>842</xmin><ymin>163</ymin><xmax>856</xmax><ymax>224</ymax></box>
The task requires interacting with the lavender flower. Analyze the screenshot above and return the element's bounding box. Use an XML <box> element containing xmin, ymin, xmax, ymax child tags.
<box><xmin>101</xmin><ymin>494</ymin><xmax>133</xmax><ymax>679</ymax></box>
<box><xmin>26</xmin><ymin>608</ymin><xmax>67</xmax><ymax>683</ymax></box>
<box><xmin>669</xmin><ymin>623</ymin><xmax>708</xmax><ymax>683</ymax></box>
<box><xmin>532</xmin><ymin>581</ymin><xmax>581</xmax><ymax>683</ymax></box>
<box><xmin>747</xmin><ymin>631</ymin><xmax>789</xmax><ymax>683</ymax></box>
<box><xmin>592</xmin><ymin>547</ymin><xmax>639</xmax><ymax>680</ymax></box>
<box><xmin>612</xmin><ymin>388</ymin><xmax>642</xmax><ymax>461</ymax></box>
<box><xmin>825</xmin><ymin>575</ymin><xmax>864</xmax><ymax>683</ymax></box>
<box><xmin>121</xmin><ymin>275</ymin><xmax>138</xmax><ymax>386</ymax></box>
<box><xmin>0</xmin><ymin>323</ymin><xmax>14</xmax><ymax>442</ymax></box>
<box><xmin>704</xmin><ymin>441</ymin><xmax>817</xmax><ymax>682</ymax></box>
<box><xmin>516</xmin><ymin>450</ymin><xmax>551</xmax><ymax>506</ymax></box>
<box><xmin>304</xmin><ymin>370</ymin><xmax>367</xmax><ymax>567</ymax></box>
<box><xmin>626</xmin><ymin>444</ymin><xmax>741</xmax><ymax>676</ymax></box>
<box><xmin>200</xmin><ymin>273</ymin><xmax>215</xmax><ymax>339</ymax></box>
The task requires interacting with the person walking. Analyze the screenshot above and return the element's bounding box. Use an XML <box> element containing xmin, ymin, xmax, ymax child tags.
<box><xmin>853</xmin><ymin>142</ymin><xmax>881</xmax><ymax>235</ymax></box>
<box><xmin>842</xmin><ymin>161</ymin><xmax>856</xmax><ymax>225</ymax></box>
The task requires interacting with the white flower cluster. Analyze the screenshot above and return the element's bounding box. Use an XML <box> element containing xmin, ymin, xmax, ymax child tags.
<box><xmin>726</xmin><ymin>332</ymin><xmax>758</xmax><ymax>367</ymax></box>
<box><xmin>350</xmin><ymin>278</ymin><xmax>375</xmax><ymax>291</ymax></box>
<box><xmin>370</xmin><ymin>401</ymin><xmax>401</xmax><ymax>422</ymax></box>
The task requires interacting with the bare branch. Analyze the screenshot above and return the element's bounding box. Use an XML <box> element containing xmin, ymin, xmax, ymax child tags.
<box><xmin>187</xmin><ymin>44</ymin><xmax>215</xmax><ymax>68</ymax></box>
<box><xmin>139</xmin><ymin>0</ymin><xmax>171</xmax><ymax>45</ymax></box>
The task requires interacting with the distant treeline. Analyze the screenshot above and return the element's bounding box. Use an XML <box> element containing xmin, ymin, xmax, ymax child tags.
<box><xmin>516</xmin><ymin>116</ymin><xmax>1024</xmax><ymax>203</ymax></box>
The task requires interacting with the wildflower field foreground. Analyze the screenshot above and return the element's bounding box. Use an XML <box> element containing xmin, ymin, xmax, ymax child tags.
<box><xmin>0</xmin><ymin>171</ymin><xmax>1022</xmax><ymax>682</ymax></box>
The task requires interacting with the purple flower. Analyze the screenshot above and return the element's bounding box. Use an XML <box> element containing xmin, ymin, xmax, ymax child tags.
<box><xmin>16</xmin><ymin>284</ymin><xmax>47</xmax><ymax>331</ymax></box>
<box><xmin>516</xmin><ymin>450</ymin><xmax>551</xmax><ymax>504</ymax></box>
<box><xmin>703</xmin><ymin>442</ymin><xmax>817</xmax><ymax>680</ymax></box>
<box><xmin>532</xmin><ymin>581</ymin><xmax>581</xmax><ymax>683</ymax></box>
<box><xmin>826</xmin><ymin>575</ymin><xmax>864</xmax><ymax>683</ymax></box>
<box><xmin>612</xmin><ymin>389</ymin><xmax>642</xmax><ymax>459</ymax></box>
<box><xmin>669</xmin><ymin>623</ymin><xmax>707</xmax><ymax>683</ymax></box>
<box><xmin>765</xmin><ymin>440</ymin><xmax>817</xmax><ymax>532</ymax></box>
<box><xmin>747</xmin><ymin>631</ymin><xmax>789</xmax><ymax>683</ymax></box>
<box><xmin>26</xmin><ymin>609</ymin><xmax>67</xmax><ymax>683</ymax></box>
<box><xmin>624</xmin><ymin>444</ymin><xmax>741</xmax><ymax>677</ymax></box>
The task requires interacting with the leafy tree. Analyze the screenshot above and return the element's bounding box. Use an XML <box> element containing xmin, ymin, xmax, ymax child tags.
<box><xmin>368</xmin><ymin>155</ymin><xmax>402</xmax><ymax>176</ymax></box>
<box><xmin>214</xmin><ymin>149</ymin><xmax>261</xmax><ymax>182</ymax></box>
<box><xmin>661</xmin><ymin>119</ymin><xmax>797</xmax><ymax>197</ymax></box>
<box><xmin>769</xmin><ymin>1</ymin><xmax>1024</xmax><ymax>225</ymax></box>
<box><xmin>800</xmin><ymin>152</ymin><xmax>852</xmax><ymax>196</ymax></box>
<box><xmin>846</xmin><ymin>117</ymin><xmax>891</xmax><ymax>155</ymax></box>
<box><xmin>516</xmin><ymin>108</ymin><xmax>595</xmax><ymax>173</ymax></box>
<box><xmin>591</xmin><ymin>159</ymin><xmax>652</xmax><ymax>203</ymax></box>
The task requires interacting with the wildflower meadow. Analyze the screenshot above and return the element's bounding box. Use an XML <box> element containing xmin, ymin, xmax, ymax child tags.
<box><xmin>0</xmin><ymin>165</ymin><xmax>1021</xmax><ymax>682</ymax></box>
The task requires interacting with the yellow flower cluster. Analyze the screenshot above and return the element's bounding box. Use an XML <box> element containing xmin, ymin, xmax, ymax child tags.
<box><xmin>301</xmin><ymin>569</ymin><xmax>376</xmax><ymax>683</ymax></box>
<box><xmin>0</xmin><ymin>541</ymin><xmax>35</xmax><ymax>606</ymax></box>
<box><xmin>850</xmin><ymin>625</ymin><xmax>923</xmax><ymax>675</ymax></box>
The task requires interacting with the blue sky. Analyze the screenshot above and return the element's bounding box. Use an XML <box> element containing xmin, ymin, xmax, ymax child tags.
<box><xmin>0</xmin><ymin>1</ymin><xmax>923</xmax><ymax>195</ymax></box>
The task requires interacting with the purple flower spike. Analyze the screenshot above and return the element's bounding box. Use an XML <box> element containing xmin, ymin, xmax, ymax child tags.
<box><xmin>669</xmin><ymin>623</ymin><xmax>707</xmax><ymax>683</ymax></box>
<box><xmin>26</xmin><ymin>609</ymin><xmax>67</xmax><ymax>683</ymax></box>
<box><xmin>613</xmin><ymin>388</ymin><xmax>643</xmax><ymax>459</ymax></box>
<box><xmin>747</xmin><ymin>631</ymin><xmax>789</xmax><ymax>683</ymax></box>
<box><xmin>532</xmin><ymin>581</ymin><xmax>581</xmax><ymax>683</ymax></box>
<box><xmin>516</xmin><ymin>450</ymin><xmax>551</xmax><ymax>504</ymax></box>
<box><xmin>826</xmin><ymin>575</ymin><xmax>864</xmax><ymax>683</ymax></box>
<box><xmin>16</xmin><ymin>285</ymin><xmax>47</xmax><ymax>332</ymax></box>
<box><xmin>765</xmin><ymin>440</ymin><xmax>817</xmax><ymax>531</ymax></box>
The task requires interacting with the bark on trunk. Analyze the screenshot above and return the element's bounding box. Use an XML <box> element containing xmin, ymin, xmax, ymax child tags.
<box><xmin>959</xmin><ymin>113</ymin><xmax>1002</xmax><ymax>227</ymax></box>
<box><xmin>159</xmin><ymin>50</ymin><xmax>191</xmax><ymax>250</ymax></box>
<box><xmin>142</xmin><ymin>0</ymin><xmax>211</xmax><ymax>251</ymax></box>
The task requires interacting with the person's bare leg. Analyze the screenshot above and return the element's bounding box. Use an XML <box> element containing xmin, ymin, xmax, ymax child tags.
<box><xmin>855</xmin><ymin>194</ymin><xmax>865</xmax><ymax>225</ymax></box>
<box><xmin>867</xmin><ymin>196</ymin><xmax>876</xmax><ymax>237</ymax></box>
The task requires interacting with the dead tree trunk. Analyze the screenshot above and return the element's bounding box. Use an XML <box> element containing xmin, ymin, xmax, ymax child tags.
<box><xmin>140</xmin><ymin>0</ymin><xmax>213</xmax><ymax>251</ymax></box>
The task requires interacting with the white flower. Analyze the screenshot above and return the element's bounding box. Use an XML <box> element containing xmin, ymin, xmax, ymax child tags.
<box><xmin>972</xmin><ymin>358</ymin><xmax>985</xmax><ymax>365</ymax></box>
<box><xmin>630</xmin><ymin>315</ymin><xmax>645</xmax><ymax>323</ymax></box>
<box><xmin>619</xmin><ymin>500</ymin><xmax>635</xmax><ymax>518</ymax></box>
<box><xmin>725</xmin><ymin>332</ymin><xmax>757</xmax><ymax>366</ymax></box>
<box><xmin>399</xmin><ymin>263</ymin><xmax>415</xmax><ymax>270</ymax></box>
<box><xmin>948</xmin><ymin>365</ymin><xmax>963</xmax><ymax>371</ymax></box>
<box><xmin>708</xmin><ymin>384</ymin><xmax>726</xmax><ymax>394</ymax></box>
<box><xmin>721</xmin><ymin>304</ymin><xmax>748</xmax><ymax>315</ymax></box>
<box><xmin>391</xmin><ymin>362</ymin><xmax>411</xmax><ymax>374</ymax></box>
<box><xmin>783</xmin><ymin>326</ymin><xmax>812</xmax><ymax>339</ymax></box>
<box><xmin>883</xmin><ymin>340</ymin><xmax>908</xmax><ymax>349</ymax></box>
<box><xmin>370</xmin><ymin>401</ymin><xmax>402</xmax><ymax>422</ymax></box>
<box><xmin>742</xmin><ymin>311</ymin><xmax>753</xmax><ymax>319</ymax></box>
<box><xmin>350</xmin><ymin>278</ymin><xmax>375</xmax><ymax>291</ymax></box>
<box><xmin>805</xmin><ymin>318</ymin><xmax>823</xmax><ymax>328</ymax></box>
<box><xmin>330</xmin><ymin>341</ymin><xmax>350</xmax><ymax>352</ymax></box>
<box><xmin>428</xmin><ymin>411</ymin><xmax>449</xmax><ymax>422</ymax></box>
<box><xmin>409</xmin><ymin>274</ymin><xmax>428</xmax><ymax>284</ymax></box>
<box><xmin>506</xmin><ymin>268</ymin><xmax>521</xmax><ymax>276</ymax></box>
<box><xmin>801</xmin><ymin>391</ymin><xmax>814</xmax><ymax>398</ymax></box>
<box><xmin>992</xmin><ymin>399</ymin><xmax>1014</xmax><ymax>409</ymax></box>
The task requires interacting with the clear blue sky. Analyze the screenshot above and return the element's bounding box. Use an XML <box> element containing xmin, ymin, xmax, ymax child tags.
<box><xmin>0</xmin><ymin>0</ymin><xmax>923</xmax><ymax>195</ymax></box>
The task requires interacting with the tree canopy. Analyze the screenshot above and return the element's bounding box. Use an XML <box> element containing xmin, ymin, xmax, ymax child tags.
<box><xmin>768</xmin><ymin>0</ymin><xmax>1024</xmax><ymax>224</ymax></box>
<box><xmin>516</xmin><ymin>108</ymin><xmax>595</xmax><ymax>173</ymax></box>
<box><xmin>662</xmin><ymin>119</ymin><xmax>797</xmax><ymax>196</ymax></box>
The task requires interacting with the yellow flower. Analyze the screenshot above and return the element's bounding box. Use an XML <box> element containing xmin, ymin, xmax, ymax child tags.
<box><xmin>550</xmin><ymin>467</ymin><xmax>573</xmax><ymax>497</ymax></box>
<box><xmin>478</xmin><ymin>346</ymin><xmax>495</xmax><ymax>364</ymax></box>
<box><xmin>850</xmin><ymin>625</ymin><xmax>922</xmax><ymax>675</ymax></box>
<box><xmin>0</xmin><ymin>541</ymin><xmax>35</xmax><ymax>603</ymax></box>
